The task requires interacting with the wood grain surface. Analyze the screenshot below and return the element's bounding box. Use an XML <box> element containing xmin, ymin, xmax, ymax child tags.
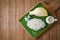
<box><xmin>0</xmin><ymin>0</ymin><xmax>60</xmax><ymax>40</ymax></box>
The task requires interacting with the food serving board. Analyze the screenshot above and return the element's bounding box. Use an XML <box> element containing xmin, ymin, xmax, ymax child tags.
<box><xmin>19</xmin><ymin>2</ymin><xmax>53</xmax><ymax>38</ymax></box>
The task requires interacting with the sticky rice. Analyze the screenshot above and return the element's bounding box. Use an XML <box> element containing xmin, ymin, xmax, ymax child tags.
<box><xmin>27</xmin><ymin>18</ymin><xmax>45</xmax><ymax>31</ymax></box>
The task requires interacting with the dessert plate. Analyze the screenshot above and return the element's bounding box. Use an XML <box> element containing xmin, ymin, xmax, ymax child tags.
<box><xmin>19</xmin><ymin>2</ymin><xmax>56</xmax><ymax>38</ymax></box>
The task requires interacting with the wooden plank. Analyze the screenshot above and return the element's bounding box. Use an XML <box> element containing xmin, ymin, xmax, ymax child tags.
<box><xmin>0</xmin><ymin>0</ymin><xmax>60</xmax><ymax>40</ymax></box>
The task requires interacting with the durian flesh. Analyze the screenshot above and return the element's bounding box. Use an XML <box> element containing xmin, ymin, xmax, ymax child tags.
<box><xmin>29</xmin><ymin>7</ymin><xmax>48</xmax><ymax>16</ymax></box>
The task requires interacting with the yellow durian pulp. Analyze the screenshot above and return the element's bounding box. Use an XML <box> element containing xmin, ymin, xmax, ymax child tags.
<box><xmin>29</xmin><ymin>7</ymin><xmax>48</xmax><ymax>16</ymax></box>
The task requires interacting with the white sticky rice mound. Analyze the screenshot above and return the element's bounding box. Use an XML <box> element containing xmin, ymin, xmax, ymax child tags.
<box><xmin>27</xmin><ymin>18</ymin><xmax>45</xmax><ymax>31</ymax></box>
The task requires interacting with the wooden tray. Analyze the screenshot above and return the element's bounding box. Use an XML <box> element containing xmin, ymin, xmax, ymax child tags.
<box><xmin>19</xmin><ymin>1</ymin><xmax>59</xmax><ymax>38</ymax></box>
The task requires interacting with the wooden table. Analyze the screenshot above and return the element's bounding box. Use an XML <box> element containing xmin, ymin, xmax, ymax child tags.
<box><xmin>0</xmin><ymin>0</ymin><xmax>60</xmax><ymax>40</ymax></box>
